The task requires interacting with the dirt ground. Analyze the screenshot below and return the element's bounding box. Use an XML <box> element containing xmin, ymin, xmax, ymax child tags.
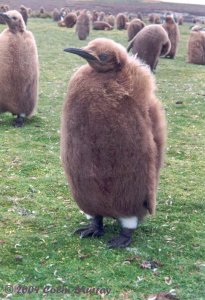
<box><xmin>4</xmin><ymin>0</ymin><xmax>205</xmax><ymax>16</ymax></box>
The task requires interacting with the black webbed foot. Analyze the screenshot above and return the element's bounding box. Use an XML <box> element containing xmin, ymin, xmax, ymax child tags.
<box><xmin>107</xmin><ymin>228</ymin><xmax>134</xmax><ymax>248</ymax></box>
<box><xmin>74</xmin><ymin>215</ymin><xmax>104</xmax><ymax>238</ymax></box>
<box><xmin>13</xmin><ymin>115</ymin><xmax>25</xmax><ymax>127</ymax></box>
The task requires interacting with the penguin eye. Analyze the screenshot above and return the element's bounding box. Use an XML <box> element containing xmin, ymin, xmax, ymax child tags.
<box><xmin>98</xmin><ymin>53</ymin><xmax>108</xmax><ymax>62</ymax></box>
<box><xmin>12</xmin><ymin>16</ymin><xmax>17</xmax><ymax>20</ymax></box>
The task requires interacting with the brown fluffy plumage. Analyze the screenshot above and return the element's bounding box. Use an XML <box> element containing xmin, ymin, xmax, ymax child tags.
<box><xmin>20</xmin><ymin>5</ymin><xmax>28</xmax><ymax>25</ymax></box>
<box><xmin>0</xmin><ymin>4</ymin><xmax>9</xmax><ymax>24</ymax></box>
<box><xmin>137</xmin><ymin>12</ymin><xmax>143</xmax><ymax>21</ymax></box>
<box><xmin>0</xmin><ymin>10</ymin><xmax>39</xmax><ymax>126</ymax></box>
<box><xmin>127</xmin><ymin>18</ymin><xmax>145</xmax><ymax>41</ymax></box>
<box><xmin>154</xmin><ymin>15</ymin><xmax>161</xmax><ymax>24</ymax></box>
<box><xmin>149</xmin><ymin>13</ymin><xmax>161</xmax><ymax>24</ymax></box>
<box><xmin>92</xmin><ymin>21</ymin><xmax>113</xmax><ymax>30</ymax></box>
<box><xmin>39</xmin><ymin>6</ymin><xmax>45</xmax><ymax>14</ymax></box>
<box><xmin>61</xmin><ymin>38</ymin><xmax>166</xmax><ymax>247</ymax></box>
<box><xmin>52</xmin><ymin>8</ymin><xmax>61</xmax><ymax>22</ymax></box>
<box><xmin>127</xmin><ymin>24</ymin><xmax>171</xmax><ymax>71</ymax></box>
<box><xmin>187</xmin><ymin>29</ymin><xmax>205</xmax><ymax>64</ymax></box>
<box><xmin>64</xmin><ymin>12</ymin><xmax>77</xmax><ymax>28</ymax></box>
<box><xmin>98</xmin><ymin>11</ymin><xmax>105</xmax><ymax>21</ymax></box>
<box><xmin>177</xmin><ymin>15</ymin><xmax>183</xmax><ymax>25</ymax></box>
<box><xmin>106</xmin><ymin>14</ymin><xmax>115</xmax><ymax>27</ymax></box>
<box><xmin>91</xmin><ymin>10</ymin><xmax>98</xmax><ymax>23</ymax></box>
<box><xmin>162</xmin><ymin>15</ymin><xmax>180</xmax><ymax>58</ymax></box>
<box><xmin>149</xmin><ymin>14</ymin><xmax>155</xmax><ymax>23</ymax></box>
<box><xmin>116</xmin><ymin>13</ymin><xmax>127</xmax><ymax>30</ymax></box>
<box><xmin>76</xmin><ymin>10</ymin><xmax>90</xmax><ymax>40</ymax></box>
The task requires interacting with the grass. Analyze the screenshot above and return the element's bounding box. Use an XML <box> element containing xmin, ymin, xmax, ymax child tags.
<box><xmin>0</xmin><ymin>18</ymin><xmax>205</xmax><ymax>300</ymax></box>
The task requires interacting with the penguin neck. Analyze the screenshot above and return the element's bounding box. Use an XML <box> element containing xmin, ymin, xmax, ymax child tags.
<box><xmin>8</xmin><ymin>25</ymin><xmax>25</xmax><ymax>34</ymax></box>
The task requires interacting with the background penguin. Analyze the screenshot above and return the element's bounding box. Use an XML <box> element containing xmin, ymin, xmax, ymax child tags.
<box><xmin>187</xmin><ymin>27</ymin><xmax>205</xmax><ymax>65</ymax></box>
<box><xmin>63</xmin><ymin>12</ymin><xmax>77</xmax><ymax>28</ymax></box>
<box><xmin>61</xmin><ymin>38</ymin><xmax>167</xmax><ymax>248</ymax></box>
<box><xmin>75</xmin><ymin>10</ymin><xmax>90</xmax><ymax>40</ymax></box>
<box><xmin>127</xmin><ymin>24</ymin><xmax>171</xmax><ymax>71</ymax></box>
<box><xmin>127</xmin><ymin>18</ymin><xmax>145</xmax><ymax>41</ymax></box>
<box><xmin>0</xmin><ymin>10</ymin><xmax>39</xmax><ymax>127</ymax></box>
<box><xmin>19</xmin><ymin>5</ymin><xmax>28</xmax><ymax>25</ymax></box>
<box><xmin>162</xmin><ymin>15</ymin><xmax>180</xmax><ymax>59</ymax></box>
<box><xmin>116</xmin><ymin>13</ymin><xmax>127</xmax><ymax>30</ymax></box>
<box><xmin>92</xmin><ymin>21</ymin><xmax>113</xmax><ymax>31</ymax></box>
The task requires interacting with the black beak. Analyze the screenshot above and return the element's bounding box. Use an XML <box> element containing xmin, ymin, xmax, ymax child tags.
<box><xmin>0</xmin><ymin>13</ymin><xmax>11</xmax><ymax>22</ymax></box>
<box><xmin>64</xmin><ymin>47</ymin><xmax>97</xmax><ymax>61</ymax></box>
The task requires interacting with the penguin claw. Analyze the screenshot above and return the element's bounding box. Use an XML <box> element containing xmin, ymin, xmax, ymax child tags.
<box><xmin>74</xmin><ymin>216</ymin><xmax>104</xmax><ymax>239</ymax></box>
<box><xmin>107</xmin><ymin>228</ymin><xmax>134</xmax><ymax>248</ymax></box>
<box><xmin>74</xmin><ymin>225</ymin><xmax>104</xmax><ymax>238</ymax></box>
<box><xmin>107</xmin><ymin>235</ymin><xmax>132</xmax><ymax>248</ymax></box>
<box><xmin>13</xmin><ymin>116</ymin><xmax>24</xmax><ymax>127</ymax></box>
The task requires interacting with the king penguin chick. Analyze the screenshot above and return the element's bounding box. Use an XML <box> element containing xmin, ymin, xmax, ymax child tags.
<box><xmin>0</xmin><ymin>10</ymin><xmax>39</xmax><ymax>127</ymax></box>
<box><xmin>61</xmin><ymin>38</ymin><xmax>167</xmax><ymax>248</ymax></box>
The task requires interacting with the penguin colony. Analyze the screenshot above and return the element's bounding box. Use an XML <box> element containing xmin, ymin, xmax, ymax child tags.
<box><xmin>0</xmin><ymin>10</ymin><xmax>39</xmax><ymax>127</ymax></box>
<box><xmin>127</xmin><ymin>25</ymin><xmax>171</xmax><ymax>71</ymax></box>
<box><xmin>61</xmin><ymin>38</ymin><xmax>167</xmax><ymax>248</ymax></box>
<box><xmin>1</xmin><ymin>5</ymin><xmax>202</xmax><ymax>248</ymax></box>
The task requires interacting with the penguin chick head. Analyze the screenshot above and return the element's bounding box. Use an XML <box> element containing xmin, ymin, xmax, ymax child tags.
<box><xmin>64</xmin><ymin>38</ymin><xmax>128</xmax><ymax>72</ymax></box>
<box><xmin>165</xmin><ymin>15</ymin><xmax>175</xmax><ymax>24</ymax></box>
<box><xmin>0</xmin><ymin>10</ymin><xmax>26</xmax><ymax>33</ymax></box>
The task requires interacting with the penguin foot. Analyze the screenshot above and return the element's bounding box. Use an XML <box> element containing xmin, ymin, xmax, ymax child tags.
<box><xmin>107</xmin><ymin>228</ymin><xmax>134</xmax><ymax>248</ymax></box>
<box><xmin>13</xmin><ymin>116</ymin><xmax>25</xmax><ymax>127</ymax></box>
<box><xmin>74</xmin><ymin>215</ymin><xmax>104</xmax><ymax>238</ymax></box>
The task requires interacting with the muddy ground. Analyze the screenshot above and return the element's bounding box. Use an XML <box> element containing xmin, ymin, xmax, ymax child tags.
<box><xmin>3</xmin><ymin>0</ymin><xmax>205</xmax><ymax>16</ymax></box>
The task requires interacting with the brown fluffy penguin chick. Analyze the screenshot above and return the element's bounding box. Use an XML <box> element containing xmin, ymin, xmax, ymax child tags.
<box><xmin>127</xmin><ymin>24</ymin><xmax>171</xmax><ymax>71</ymax></box>
<box><xmin>92</xmin><ymin>21</ymin><xmax>113</xmax><ymax>30</ymax></box>
<box><xmin>116</xmin><ymin>13</ymin><xmax>127</xmax><ymax>30</ymax></box>
<box><xmin>187</xmin><ymin>29</ymin><xmax>205</xmax><ymax>65</ymax></box>
<box><xmin>162</xmin><ymin>15</ymin><xmax>180</xmax><ymax>58</ymax></box>
<box><xmin>107</xmin><ymin>14</ymin><xmax>115</xmax><ymax>27</ymax></box>
<box><xmin>0</xmin><ymin>10</ymin><xmax>39</xmax><ymax>127</ymax></box>
<box><xmin>127</xmin><ymin>18</ymin><xmax>145</xmax><ymax>41</ymax></box>
<box><xmin>64</xmin><ymin>12</ymin><xmax>77</xmax><ymax>28</ymax></box>
<box><xmin>20</xmin><ymin>5</ymin><xmax>28</xmax><ymax>25</ymax></box>
<box><xmin>76</xmin><ymin>10</ymin><xmax>90</xmax><ymax>40</ymax></box>
<box><xmin>61</xmin><ymin>38</ymin><xmax>167</xmax><ymax>248</ymax></box>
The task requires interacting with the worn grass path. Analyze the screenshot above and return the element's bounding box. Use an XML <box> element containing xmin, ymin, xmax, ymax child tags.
<box><xmin>0</xmin><ymin>19</ymin><xmax>205</xmax><ymax>299</ymax></box>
